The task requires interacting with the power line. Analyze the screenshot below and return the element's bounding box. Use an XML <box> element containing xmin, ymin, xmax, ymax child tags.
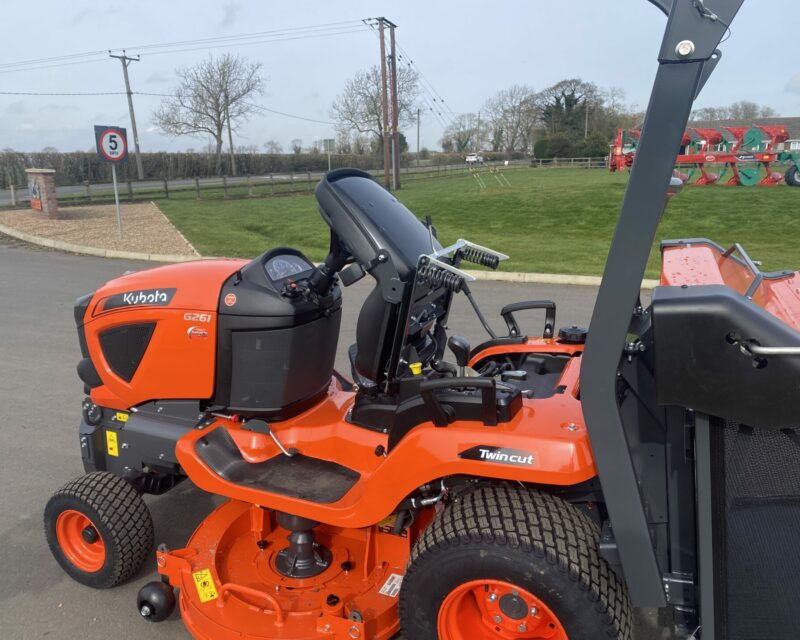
<box><xmin>0</xmin><ymin>90</ymin><xmax>127</xmax><ymax>96</ymax></box>
<box><xmin>0</xmin><ymin>90</ymin><xmax>337</xmax><ymax>126</ymax></box>
<box><xmin>0</xmin><ymin>20</ymin><xmax>371</xmax><ymax>74</ymax></box>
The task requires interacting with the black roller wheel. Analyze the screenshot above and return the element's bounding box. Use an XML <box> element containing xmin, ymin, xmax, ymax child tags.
<box><xmin>44</xmin><ymin>471</ymin><xmax>154</xmax><ymax>588</ymax></box>
<box><xmin>785</xmin><ymin>165</ymin><xmax>800</xmax><ymax>187</ymax></box>
<box><xmin>138</xmin><ymin>580</ymin><xmax>176</xmax><ymax>622</ymax></box>
<box><xmin>400</xmin><ymin>484</ymin><xmax>632</xmax><ymax>639</ymax></box>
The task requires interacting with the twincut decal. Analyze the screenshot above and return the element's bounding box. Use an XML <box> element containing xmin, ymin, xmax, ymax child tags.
<box><xmin>102</xmin><ymin>288</ymin><xmax>176</xmax><ymax>311</ymax></box>
<box><xmin>458</xmin><ymin>445</ymin><xmax>535</xmax><ymax>467</ymax></box>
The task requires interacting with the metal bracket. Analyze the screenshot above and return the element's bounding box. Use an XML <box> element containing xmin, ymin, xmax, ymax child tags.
<box><xmin>663</xmin><ymin>572</ymin><xmax>696</xmax><ymax>606</ymax></box>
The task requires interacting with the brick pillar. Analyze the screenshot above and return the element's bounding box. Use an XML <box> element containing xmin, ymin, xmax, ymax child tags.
<box><xmin>25</xmin><ymin>168</ymin><xmax>59</xmax><ymax>219</ymax></box>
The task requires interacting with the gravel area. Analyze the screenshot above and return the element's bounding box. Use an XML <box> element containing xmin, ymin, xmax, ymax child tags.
<box><xmin>0</xmin><ymin>202</ymin><xmax>198</xmax><ymax>256</ymax></box>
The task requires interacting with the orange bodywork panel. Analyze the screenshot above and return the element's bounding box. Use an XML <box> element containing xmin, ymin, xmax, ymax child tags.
<box><xmin>157</xmin><ymin>501</ymin><xmax>412</xmax><ymax>640</ymax></box>
<box><xmin>177</xmin><ymin>341</ymin><xmax>595</xmax><ymax>529</ymax></box>
<box><xmin>83</xmin><ymin>259</ymin><xmax>247</xmax><ymax>409</ymax></box>
<box><xmin>661</xmin><ymin>242</ymin><xmax>800</xmax><ymax>331</ymax></box>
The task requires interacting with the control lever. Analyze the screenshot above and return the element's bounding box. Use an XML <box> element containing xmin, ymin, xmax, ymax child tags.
<box><xmin>447</xmin><ymin>336</ymin><xmax>471</xmax><ymax>377</ymax></box>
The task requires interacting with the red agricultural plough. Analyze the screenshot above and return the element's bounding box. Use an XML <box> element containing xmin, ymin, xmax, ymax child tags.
<box><xmin>610</xmin><ymin>125</ymin><xmax>800</xmax><ymax>187</ymax></box>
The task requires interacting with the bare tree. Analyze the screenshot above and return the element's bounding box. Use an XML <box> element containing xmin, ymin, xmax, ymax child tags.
<box><xmin>483</xmin><ymin>85</ymin><xmax>538</xmax><ymax>152</ymax></box>
<box><xmin>330</xmin><ymin>65</ymin><xmax>419</xmax><ymax>150</ymax></box>
<box><xmin>153</xmin><ymin>54</ymin><xmax>264</xmax><ymax>174</ymax></box>
<box><xmin>440</xmin><ymin>114</ymin><xmax>489</xmax><ymax>153</ymax></box>
<box><xmin>291</xmin><ymin>139</ymin><xmax>303</xmax><ymax>154</ymax></box>
<box><xmin>264</xmin><ymin>139</ymin><xmax>283</xmax><ymax>154</ymax></box>
<box><xmin>692</xmin><ymin>100</ymin><xmax>777</xmax><ymax>121</ymax></box>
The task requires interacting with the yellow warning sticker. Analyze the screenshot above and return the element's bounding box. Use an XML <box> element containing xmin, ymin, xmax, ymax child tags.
<box><xmin>192</xmin><ymin>569</ymin><xmax>218</xmax><ymax>603</ymax></box>
<box><xmin>105</xmin><ymin>430</ymin><xmax>119</xmax><ymax>457</ymax></box>
<box><xmin>114</xmin><ymin>412</ymin><xmax>129</xmax><ymax>423</ymax></box>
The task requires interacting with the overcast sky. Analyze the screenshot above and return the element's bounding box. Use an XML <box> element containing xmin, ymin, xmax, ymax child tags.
<box><xmin>1</xmin><ymin>0</ymin><xmax>798</xmax><ymax>153</ymax></box>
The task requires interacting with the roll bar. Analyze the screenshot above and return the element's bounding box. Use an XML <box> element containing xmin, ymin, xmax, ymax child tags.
<box><xmin>580</xmin><ymin>0</ymin><xmax>744</xmax><ymax>607</ymax></box>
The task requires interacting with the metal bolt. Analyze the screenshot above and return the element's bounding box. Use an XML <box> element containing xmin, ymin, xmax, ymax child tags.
<box><xmin>493</xmin><ymin>614</ymin><xmax>503</xmax><ymax>624</ymax></box>
<box><xmin>530</xmin><ymin>606</ymin><xmax>538</xmax><ymax>616</ymax></box>
<box><xmin>140</xmin><ymin>605</ymin><xmax>152</xmax><ymax>617</ymax></box>
<box><xmin>675</xmin><ymin>40</ymin><xmax>695</xmax><ymax>58</ymax></box>
<box><xmin>511</xmin><ymin>589</ymin><xmax>519</xmax><ymax>596</ymax></box>
<box><xmin>158</xmin><ymin>453</ymin><xmax>165</xmax><ymax>460</ymax></box>
<box><xmin>518</xmin><ymin>623</ymin><xmax>527</xmax><ymax>632</ymax></box>
<box><xmin>322</xmin><ymin>624</ymin><xmax>332</xmax><ymax>632</ymax></box>
<box><xmin>488</xmin><ymin>593</ymin><xmax>498</xmax><ymax>602</ymax></box>
<box><xmin>348</xmin><ymin>625</ymin><xmax>361</xmax><ymax>638</ymax></box>
<box><xmin>567</xmin><ymin>423</ymin><xmax>578</xmax><ymax>431</ymax></box>
<box><xmin>121</xmin><ymin>442</ymin><xmax>129</xmax><ymax>449</ymax></box>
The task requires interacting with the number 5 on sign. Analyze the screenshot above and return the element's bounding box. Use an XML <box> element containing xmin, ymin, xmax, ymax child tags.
<box><xmin>94</xmin><ymin>125</ymin><xmax>129</xmax><ymax>239</ymax></box>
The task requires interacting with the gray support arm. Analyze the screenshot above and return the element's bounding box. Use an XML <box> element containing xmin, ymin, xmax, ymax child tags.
<box><xmin>580</xmin><ymin>0</ymin><xmax>743</xmax><ymax>607</ymax></box>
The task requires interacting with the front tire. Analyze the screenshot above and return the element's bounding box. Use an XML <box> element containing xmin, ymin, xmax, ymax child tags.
<box><xmin>44</xmin><ymin>471</ymin><xmax>154</xmax><ymax>588</ymax></box>
<box><xmin>399</xmin><ymin>484</ymin><xmax>632</xmax><ymax>639</ymax></box>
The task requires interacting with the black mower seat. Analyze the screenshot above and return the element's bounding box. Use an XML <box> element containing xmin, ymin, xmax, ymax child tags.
<box><xmin>195</xmin><ymin>428</ymin><xmax>360</xmax><ymax>504</ymax></box>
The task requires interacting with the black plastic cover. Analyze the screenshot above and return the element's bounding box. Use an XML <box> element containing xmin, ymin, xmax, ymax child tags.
<box><xmin>98</xmin><ymin>323</ymin><xmax>155</xmax><ymax>382</ymax></box>
<box><xmin>651</xmin><ymin>284</ymin><xmax>800</xmax><ymax>428</ymax></box>
<box><xmin>214</xmin><ymin>248</ymin><xmax>343</xmax><ymax>419</ymax></box>
<box><xmin>315</xmin><ymin>169</ymin><xmax>441</xmax><ymax>278</ymax></box>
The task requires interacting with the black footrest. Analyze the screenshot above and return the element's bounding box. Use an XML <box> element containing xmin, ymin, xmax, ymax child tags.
<box><xmin>196</xmin><ymin>428</ymin><xmax>360</xmax><ymax>504</ymax></box>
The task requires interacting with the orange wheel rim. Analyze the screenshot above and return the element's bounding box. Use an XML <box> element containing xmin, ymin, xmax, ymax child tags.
<box><xmin>437</xmin><ymin>579</ymin><xmax>568</xmax><ymax>640</ymax></box>
<box><xmin>55</xmin><ymin>509</ymin><xmax>106</xmax><ymax>573</ymax></box>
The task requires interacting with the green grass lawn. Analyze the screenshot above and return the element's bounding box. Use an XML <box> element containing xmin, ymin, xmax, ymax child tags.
<box><xmin>157</xmin><ymin>168</ymin><xmax>800</xmax><ymax>278</ymax></box>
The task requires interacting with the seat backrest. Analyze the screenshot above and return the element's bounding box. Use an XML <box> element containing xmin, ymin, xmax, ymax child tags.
<box><xmin>354</xmin><ymin>284</ymin><xmax>398</xmax><ymax>383</ymax></box>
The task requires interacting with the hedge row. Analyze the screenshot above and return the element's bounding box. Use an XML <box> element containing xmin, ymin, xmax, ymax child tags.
<box><xmin>0</xmin><ymin>149</ymin><xmax>529</xmax><ymax>188</ymax></box>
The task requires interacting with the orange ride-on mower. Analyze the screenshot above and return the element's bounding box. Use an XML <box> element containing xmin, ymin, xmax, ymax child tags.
<box><xmin>45</xmin><ymin>2</ymin><xmax>800</xmax><ymax>639</ymax></box>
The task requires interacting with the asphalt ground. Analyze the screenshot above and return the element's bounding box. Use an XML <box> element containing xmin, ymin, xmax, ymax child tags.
<box><xmin>0</xmin><ymin>236</ymin><xmax>673</xmax><ymax>639</ymax></box>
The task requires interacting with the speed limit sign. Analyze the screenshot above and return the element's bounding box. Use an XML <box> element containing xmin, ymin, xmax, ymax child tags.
<box><xmin>94</xmin><ymin>125</ymin><xmax>128</xmax><ymax>163</ymax></box>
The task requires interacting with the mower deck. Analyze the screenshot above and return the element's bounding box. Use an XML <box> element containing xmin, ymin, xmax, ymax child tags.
<box><xmin>158</xmin><ymin>500</ymin><xmax>410</xmax><ymax>640</ymax></box>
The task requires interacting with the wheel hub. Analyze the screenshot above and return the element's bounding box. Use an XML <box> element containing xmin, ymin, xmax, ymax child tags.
<box><xmin>437</xmin><ymin>579</ymin><xmax>569</xmax><ymax>639</ymax></box>
<box><xmin>499</xmin><ymin>592</ymin><xmax>528</xmax><ymax>620</ymax></box>
<box><xmin>55</xmin><ymin>510</ymin><xmax>106</xmax><ymax>573</ymax></box>
<box><xmin>81</xmin><ymin>525</ymin><xmax>100</xmax><ymax>544</ymax></box>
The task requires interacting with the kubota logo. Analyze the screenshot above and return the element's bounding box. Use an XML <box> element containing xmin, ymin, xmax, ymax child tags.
<box><xmin>458</xmin><ymin>445</ymin><xmax>535</xmax><ymax>467</ymax></box>
<box><xmin>122</xmin><ymin>290</ymin><xmax>168</xmax><ymax>305</ymax></box>
<box><xmin>101</xmin><ymin>288</ymin><xmax>176</xmax><ymax>311</ymax></box>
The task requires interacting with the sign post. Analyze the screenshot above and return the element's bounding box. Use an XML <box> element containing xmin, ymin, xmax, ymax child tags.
<box><xmin>323</xmin><ymin>138</ymin><xmax>335</xmax><ymax>173</ymax></box>
<box><xmin>94</xmin><ymin>125</ymin><xmax>129</xmax><ymax>238</ymax></box>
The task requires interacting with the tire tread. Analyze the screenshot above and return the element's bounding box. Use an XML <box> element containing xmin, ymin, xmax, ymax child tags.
<box><xmin>400</xmin><ymin>483</ymin><xmax>632</xmax><ymax>639</ymax></box>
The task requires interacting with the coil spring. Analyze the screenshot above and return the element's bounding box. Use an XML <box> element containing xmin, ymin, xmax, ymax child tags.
<box><xmin>459</xmin><ymin>247</ymin><xmax>500</xmax><ymax>270</ymax></box>
<box><xmin>417</xmin><ymin>263</ymin><xmax>465</xmax><ymax>293</ymax></box>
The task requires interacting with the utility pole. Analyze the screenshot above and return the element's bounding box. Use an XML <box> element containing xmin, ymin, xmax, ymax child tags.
<box><xmin>416</xmin><ymin>108</ymin><xmax>421</xmax><ymax>167</ymax></box>
<box><xmin>388</xmin><ymin>21</ymin><xmax>401</xmax><ymax>189</ymax></box>
<box><xmin>377</xmin><ymin>19</ymin><xmax>391</xmax><ymax>190</ymax></box>
<box><xmin>109</xmin><ymin>51</ymin><xmax>144</xmax><ymax>180</ymax></box>
<box><xmin>225</xmin><ymin>91</ymin><xmax>236</xmax><ymax>176</ymax></box>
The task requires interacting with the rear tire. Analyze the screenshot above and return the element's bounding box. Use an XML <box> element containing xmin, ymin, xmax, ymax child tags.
<box><xmin>399</xmin><ymin>484</ymin><xmax>632</xmax><ymax>639</ymax></box>
<box><xmin>44</xmin><ymin>471</ymin><xmax>154</xmax><ymax>588</ymax></box>
<box><xmin>785</xmin><ymin>165</ymin><xmax>800</xmax><ymax>187</ymax></box>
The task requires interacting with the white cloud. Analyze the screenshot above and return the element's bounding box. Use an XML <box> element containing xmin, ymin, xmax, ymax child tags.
<box><xmin>146</xmin><ymin>72</ymin><xmax>173</xmax><ymax>84</ymax></box>
<box><xmin>4</xmin><ymin>101</ymin><xmax>26</xmax><ymax>115</ymax></box>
